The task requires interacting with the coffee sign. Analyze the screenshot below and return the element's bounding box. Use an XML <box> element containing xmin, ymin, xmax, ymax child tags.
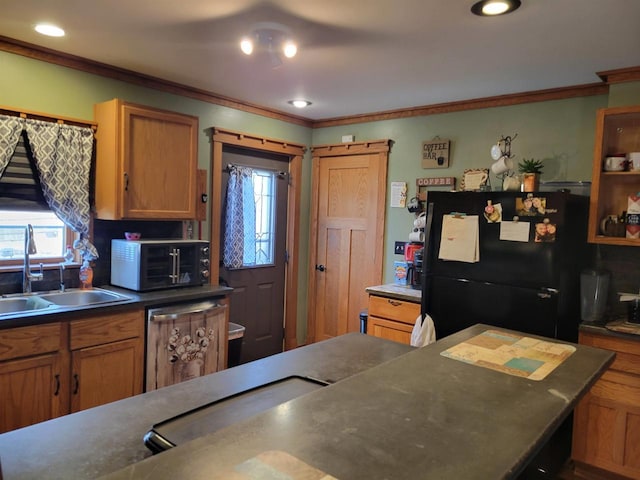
<box><xmin>422</xmin><ymin>138</ymin><xmax>450</xmax><ymax>169</ymax></box>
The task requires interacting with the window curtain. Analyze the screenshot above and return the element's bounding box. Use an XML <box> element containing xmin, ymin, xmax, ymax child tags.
<box><xmin>0</xmin><ymin>115</ymin><xmax>23</xmax><ymax>177</ymax></box>
<box><xmin>223</xmin><ymin>165</ymin><xmax>256</xmax><ymax>269</ymax></box>
<box><xmin>0</xmin><ymin>114</ymin><xmax>98</xmax><ymax>261</ymax></box>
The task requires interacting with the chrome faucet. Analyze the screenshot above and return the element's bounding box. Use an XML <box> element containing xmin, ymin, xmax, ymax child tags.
<box><xmin>23</xmin><ymin>224</ymin><xmax>44</xmax><ymax>293</ymax></box>
<box><xmin>59</xmin><ymin>263</ymin><xmax>66</xmax><ymax>292</ymax></box>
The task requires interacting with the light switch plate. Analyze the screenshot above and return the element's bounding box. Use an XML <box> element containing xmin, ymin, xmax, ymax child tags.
<box><xmin>341</xmin><ymin>135</ymin><xmax>355</xmax><ymax>143</ymax></box>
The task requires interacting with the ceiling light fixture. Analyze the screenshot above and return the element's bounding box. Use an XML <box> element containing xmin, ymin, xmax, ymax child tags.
<box><xmin>288</xmin><ymin>100</ymin><xmax>311</xmax><ymax>109</ymax></box>
<box><xmin>240</xmin><ymin>23</ymin><xmax>298</xmax><ymax>67</ymax></box>
<box><xmin>471</xmin><ymin>0</ymin><xmax>521</xmax><ymax>16</ymax></box>
<box><xmin>34</xmin><ymin>23</ymin><xmax>65</xmax><ymax>37</ymax></box>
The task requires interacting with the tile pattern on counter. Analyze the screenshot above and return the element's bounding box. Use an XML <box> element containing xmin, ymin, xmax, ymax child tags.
<box><xmin>441</xmin><ymin>329</ymin><xmax>576</xmax><ymax>381</ymax></box>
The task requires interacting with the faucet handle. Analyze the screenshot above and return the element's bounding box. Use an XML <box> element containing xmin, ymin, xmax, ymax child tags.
<box><xmin>32</xmin><ymin>263</ymin><xmax>44</xmax><ymax>281</ymax></box>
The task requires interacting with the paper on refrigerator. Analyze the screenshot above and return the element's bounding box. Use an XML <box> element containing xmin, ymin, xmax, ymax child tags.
<box><xmin>438</xmin><ymin>214</ymin><xmax>480</xmax><ymax>263</ymax></box>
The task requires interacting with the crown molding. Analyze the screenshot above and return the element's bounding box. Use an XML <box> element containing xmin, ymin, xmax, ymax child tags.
<box><xmin>1</xmin><ymin>35</ymin><xmax>627</xmax><ymax>131</ymax></box>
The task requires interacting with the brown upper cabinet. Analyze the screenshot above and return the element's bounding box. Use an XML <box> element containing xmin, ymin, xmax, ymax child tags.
<box><xmin>588</xmin><ymin>105</ymin><xmax>640</xmax><ymax>246</ymax></box>
<box><xmin>94</xmin><ymin>99</ymin><xmax>198</xmax><ymax>220</ymax></box>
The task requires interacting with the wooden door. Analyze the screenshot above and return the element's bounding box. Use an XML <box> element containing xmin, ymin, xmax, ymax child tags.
<box><xmin>219</xmin><ymin>147</ymin><xmax>289</xmax><ymax>364</ymax></box>
<box><xmin>308</xmin><ymin>140</ymin><xmax>390</xmax><ymax>343</ymax></box>
<box><xmin>71</xmin><ymin>338</ymin><xmax>143</xmax><ymax>412</ymax></box>
<box><xmin>0</xmin><ymin>353</ymin><xmax>66</xmax><ymax>433</ymax></box>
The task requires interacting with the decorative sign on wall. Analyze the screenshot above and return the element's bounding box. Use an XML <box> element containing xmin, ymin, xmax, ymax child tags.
<box><xmin>422</xmin><ymin>138</ymin><xmax>450</xmax><ymax>169</ymax></box>
<box><xmin>417</xmin><ymin>177</ymin><xmax>456</xmax><ymax>187</ymax></box>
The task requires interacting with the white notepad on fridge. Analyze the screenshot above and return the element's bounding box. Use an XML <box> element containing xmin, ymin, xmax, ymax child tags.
<box><xmin>438</xmin><ymin>214</ymin><xmax>479</xmax><ymax>263</ymax></box>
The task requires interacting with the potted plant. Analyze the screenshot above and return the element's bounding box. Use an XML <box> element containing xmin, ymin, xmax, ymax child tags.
<box><xmin>518</xmin><ymin>158</ymin><xmax>543</xmax><ymax>192</ymax></box>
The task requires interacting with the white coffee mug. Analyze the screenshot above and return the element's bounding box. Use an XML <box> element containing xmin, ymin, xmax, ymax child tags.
<box><xmin>604</xmin><ymin>156</ymin><xmax>626</xmax><ymax>171</ymax></box>
<box><xmin>628</xmin><ymin>152</ymin><xmax>640</xmax><ymax>171</ymax></box>
<box><xmin>491</xmin><ymin>156</ymin><xmax>513</xmax><ymax>175</ymax></box>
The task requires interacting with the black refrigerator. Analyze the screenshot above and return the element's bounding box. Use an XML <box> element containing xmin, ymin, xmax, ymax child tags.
<box><xmin>421</xmin><ymin>190</ymin><xmax>591</xmax><ymax>343</ymax></box>
<box><xmin>420</xmin><ymin>190</ymin><xmax>592</xmax><ymax>479</ymax></box>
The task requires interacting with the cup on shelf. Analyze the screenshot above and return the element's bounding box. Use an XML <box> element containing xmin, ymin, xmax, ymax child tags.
<box><xmin>628</xmin><ymin>152</ymin><xmax>640</xmax><ymax>171</ymax></box>
<box><xmin>604</xmin><ymin>156</ymin><xmax>626</xmax><ymax>171</ymax></box>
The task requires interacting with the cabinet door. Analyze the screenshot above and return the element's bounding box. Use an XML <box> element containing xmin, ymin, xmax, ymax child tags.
<box><xmin>70</xmin><ymin>337</ymin><xmax>144</xmax><ymax>412</ymax></box>
<box><xmin>367</xmin><ymin>316</ymin><xmax>413</xmax><ymax>345</ymax></box>
<box><xmin>0</xmin><ymin>353</ymin><xmax>66</xmax><ymax>433</ymax></box>
<box><xmin>572</xmin><ymin>331</ymin><xmax>640</xmax><ymax>478</ymax></box>
<box><xmin>122</xmin><ymin>104</ymin><xmax>197</xmax><ymax>219</ymax></box>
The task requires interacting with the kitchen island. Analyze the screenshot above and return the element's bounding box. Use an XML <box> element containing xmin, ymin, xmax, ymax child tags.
<box><xmin>0</xmin><ymin>325</ymin><xmax>614</xmax><ymax>480</ymax></box>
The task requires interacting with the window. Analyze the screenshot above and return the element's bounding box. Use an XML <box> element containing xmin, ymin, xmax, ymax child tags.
<box><xmin>253</xmin><ymin>169</ymin><xmax>276</xmax><ymax>266</ymax></box>
<box><xmin>0</xmin><ymin>210</ymin><xmax>72</xmax><ymax>265</ymax></box>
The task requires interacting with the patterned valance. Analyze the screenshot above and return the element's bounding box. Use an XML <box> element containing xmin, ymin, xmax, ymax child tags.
<box><xmin>0</xmin><ymin>114</ymin><xmax>98</xmax><ymax>261</ymax></box>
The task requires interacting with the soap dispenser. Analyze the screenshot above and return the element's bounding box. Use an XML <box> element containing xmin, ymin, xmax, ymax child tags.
<box><xmin>79</xmin><ymin>260</ymin><xmax>93</xmax><ymax>289</ymax></box>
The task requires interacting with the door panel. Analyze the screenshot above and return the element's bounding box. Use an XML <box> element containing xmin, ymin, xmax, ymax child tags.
<box><xmin>311</xmin><ymin>147</ymin><xmax>388</xmax><ymax>343</ymax></box>
<box><xmin>220</xmin><ymin>147</ymin><xmax>288</xmax><ymax>363</ymax></box>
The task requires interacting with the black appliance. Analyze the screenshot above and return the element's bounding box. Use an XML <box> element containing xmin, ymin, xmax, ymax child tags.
<box><xmin>421</xmin><ymin>191</ymin><xmax>591</xmax><ymax>343</ymax></box>
<box><xmin>419</xmin><ymin>190</ymin><xmax>591</xmax><ymax>479</ymax></box>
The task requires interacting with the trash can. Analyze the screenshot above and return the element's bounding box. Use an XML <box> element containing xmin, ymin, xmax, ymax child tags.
<box><xmin>228</xmin><ymin>322</ymin><xmax>245</xmax><ymax>367</ymax></box>
<box><xmin>359</xmin><ymin>309</ymin><xmax>368</xmax><ymax>334</ymax></box>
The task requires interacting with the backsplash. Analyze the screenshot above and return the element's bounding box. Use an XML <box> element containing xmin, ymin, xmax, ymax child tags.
<box><xmin>0</xmin><ymin>220</ymin><xmax>184</xmax><ymax>295</ymax></box>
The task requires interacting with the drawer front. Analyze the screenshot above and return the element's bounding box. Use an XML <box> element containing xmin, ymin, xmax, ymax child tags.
<box><xmin>368</xmin><ymin>316</ymin><xmax>413</xmax><ymax>345</ymax></box>
<box><xmin>70</xmin><ymin>309</ymin><xmax>144</xmax><ymax>350</ymax></box>
<box><xmin>0</xmin><ymin>323</ymin><xmax>63</xmax><ymax>361</ymax></box>
<box><xmin>369</xmin><ymin>295</ymin><xmax>420</xmax><ymax>325</ymax></box>
<box><xmin>580</xmin><ymin>331</ymin><xmax>640</xmax><ymax>377</ymax></box>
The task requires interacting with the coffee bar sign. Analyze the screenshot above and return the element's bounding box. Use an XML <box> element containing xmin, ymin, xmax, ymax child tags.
<box><xmin>422</xmin><ymin>138</ymin><xmax>450</xmax><ymax>169</ymax></box>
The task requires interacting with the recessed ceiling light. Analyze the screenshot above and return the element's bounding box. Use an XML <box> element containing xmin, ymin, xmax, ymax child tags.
<box><xmin>34</xmin><ymin>23</ymin><xmax>65</xmax><ymax>37</ymax></box>
<box><xmin>471</xmin><ymin>0</ymin><xmax>521</xmax><ymax>16</ymax></box>
<box><xmin>288</xmin><ymin>100</ymin><xmax>311</xmax><ymax>108</ymax></box>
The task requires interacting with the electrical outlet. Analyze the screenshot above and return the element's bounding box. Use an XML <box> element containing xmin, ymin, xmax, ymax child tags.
<box><xmin>394</xmin><ymin>241</ymin><xmax>406</xmax><ymax>255</ymax></box>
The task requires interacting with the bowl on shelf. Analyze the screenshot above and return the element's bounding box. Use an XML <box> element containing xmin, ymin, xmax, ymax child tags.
<box><xmin>125</xmin><ymin>232</ymin><xmax>141</xmax><ymax>241</ymax></box>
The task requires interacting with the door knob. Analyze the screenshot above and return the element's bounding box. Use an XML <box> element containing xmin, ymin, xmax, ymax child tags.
<box><xmin>315</xmin><ymin>264</ymin><xmax>326</xmax><ymax>272</ymax></box>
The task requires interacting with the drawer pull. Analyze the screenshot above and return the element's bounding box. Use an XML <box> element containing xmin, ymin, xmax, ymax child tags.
<box><xmin>388</xmin><ymin>299</ymin><xmax>402</xmax><ymax>307</ymax></box>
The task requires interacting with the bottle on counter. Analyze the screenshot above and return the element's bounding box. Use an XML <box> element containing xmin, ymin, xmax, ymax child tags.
<box><xmin>63</xmin><ymin>245</ymin><xmax>75</xmax><ymax>264</ymax></box>
<box><xmin>79</xmin><ymin>260</ymin><xmax>93</xmax><ymax>289</ymax></box>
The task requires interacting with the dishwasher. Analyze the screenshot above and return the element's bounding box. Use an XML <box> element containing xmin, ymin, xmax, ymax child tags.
<box><xmin>146</xmin><ymin>299</ymin><xmax>227</xmax><ymax>391</ymax></box>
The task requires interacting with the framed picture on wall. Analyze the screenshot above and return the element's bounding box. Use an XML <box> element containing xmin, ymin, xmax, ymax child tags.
<box><xmin>461</xmin><ymin>169</ymin><xmax>489</xmax><ymax>191</ymax></box>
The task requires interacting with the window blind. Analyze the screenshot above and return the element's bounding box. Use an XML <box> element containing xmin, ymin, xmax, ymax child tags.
<box><xmin>0</xmin><ymin>131</ymin><xmax>49</xmax><ymax>210</ymax></box>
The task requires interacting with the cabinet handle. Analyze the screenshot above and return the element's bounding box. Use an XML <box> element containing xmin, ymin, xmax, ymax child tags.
<box><xmin>388</xmin><ymin>299</ymin><xmax>402</xmax><ymax>307</ymax></box>
<box><xmin>124</xmin><ymin>172</ymin><xmax>129</xmax><ymax>191</ymax></box>
<box><xmin>53</xmin><ymin>374</ymin><xmax>60</xmax><ymax>396</ymax></box>
<box><xmin>73</xmin><ymin>374</ymin><xmax>79</xmax><ymax>395</ymax></box>
<box><xmin>315</xmin><ymin>264</ymin><xmax>326</xmax><ymax>272</ymax></box>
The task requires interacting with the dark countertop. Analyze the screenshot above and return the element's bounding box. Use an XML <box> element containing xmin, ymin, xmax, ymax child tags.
<box><xmin>0</xmin><ymin>325</ymin><xmax>613</xmax><ymax>480</ymax></box>
<box><xmin>366</xmin><ymin>283</ymin><xmax>421</xmax><ymax>302</ymax></box>
<box><xmin>0</xmin><ymin>333</ymin><xmax>413</xmax><ymax>480</ymax></box>
<box><xmin>580</xmin><ymin>321</ymin><xmax>640</xmax><ymax>342</ymax></box>
<box><xmin>0</xmin><ymin>284</ymin><xmax>232</xmax><ymax>329</ymax></box>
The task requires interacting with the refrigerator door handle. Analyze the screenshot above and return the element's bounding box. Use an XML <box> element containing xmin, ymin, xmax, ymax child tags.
<box><xmin>537</xmin><ymin>288</ymin><xmax>559</xmax><ymax>299</ymax></box>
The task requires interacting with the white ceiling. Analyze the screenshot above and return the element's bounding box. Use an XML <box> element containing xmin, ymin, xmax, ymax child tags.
<box><xmin>2</xmin><ymin>0</ymin><xmax>640</xmax><ymax>121</ymax></box>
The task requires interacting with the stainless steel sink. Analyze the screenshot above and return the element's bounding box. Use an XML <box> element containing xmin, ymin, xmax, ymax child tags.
<box><xmin>0</xmin><ymin>288</ymin><xmax>132</xmax><ymax>318</ymax></box>
<box><xmin>39</xmin><ymin>288</ymin><xmax>131</xmax><ymax>306</ymax></box>
<box><xmin>0</xmin><ymin>296</ymin><xmax>56</xmax><ymax>315</ymax></box>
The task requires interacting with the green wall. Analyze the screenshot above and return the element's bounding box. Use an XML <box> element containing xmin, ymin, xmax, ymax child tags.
<box><xmin>312</xmin><ymin>95</ymin><xmax>608</xmax><ymax>284</ymax></box>
<box><xmin>3</xmin><ymin>49</ymin><xmax>637</xmax><ymax>343</ymax></box>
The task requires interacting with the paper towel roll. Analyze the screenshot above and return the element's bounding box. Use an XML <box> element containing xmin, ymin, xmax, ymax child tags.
<box><xmin>409</xmin><ymin>231</ymin><xmax>424</xmax><ymax>242</ymax></box>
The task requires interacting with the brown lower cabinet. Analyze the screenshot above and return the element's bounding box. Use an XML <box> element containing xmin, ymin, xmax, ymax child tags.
<box><xmin>367</xmin><ymin>295</ymin><xmax>420</xmax><ymax>345</ymax></box>
<box><xmin>572</xmin><ymin>330</ymin><xmax>640</xmax><ymax>479</ymax></box>
<box><xmin>0</xmin><ymin>309</ymin><xmax>144</xmax><ymax>434</ymax></box>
